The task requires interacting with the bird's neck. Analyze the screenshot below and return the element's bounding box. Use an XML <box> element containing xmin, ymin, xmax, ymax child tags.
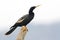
<box><xmin>29</xmin><ymin>10</ymin><xmax>34</xmax><ymax>15</ymax></box>
<box><xmin>29</xmin><ymin>12</ymin><xmax>34</xmax><ymax>15</ymax></box>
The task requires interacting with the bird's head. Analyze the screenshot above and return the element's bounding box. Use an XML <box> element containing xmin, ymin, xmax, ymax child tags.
<box><xmin>29</xmin><ymin>5</ymin><xmax>40</xmax><ymax>13</ymax></box>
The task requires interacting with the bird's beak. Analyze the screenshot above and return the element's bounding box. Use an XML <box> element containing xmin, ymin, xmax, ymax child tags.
<box><xmin>36</xmin><ymin>5</ymin><xmax>40</xmax><ymax>7</ymax></box>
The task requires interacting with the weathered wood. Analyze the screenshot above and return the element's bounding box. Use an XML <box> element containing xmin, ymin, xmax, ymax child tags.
<box><xmin>16</xmin><ymin>26</ymin><xmax>28</xmax><ymax>40</ymax></box>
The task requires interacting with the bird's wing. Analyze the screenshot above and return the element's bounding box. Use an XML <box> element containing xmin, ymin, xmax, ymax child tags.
<box><xmin>16</xmin><ymin>14</ymin><xmax>28</xmax><ymax>23</ymax></box>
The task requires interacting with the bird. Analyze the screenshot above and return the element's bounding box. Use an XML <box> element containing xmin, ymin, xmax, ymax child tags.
<box><xmin>5</xmin><ymin>5</ymin><xmax>40</xmax><ymax>35</ymax></box>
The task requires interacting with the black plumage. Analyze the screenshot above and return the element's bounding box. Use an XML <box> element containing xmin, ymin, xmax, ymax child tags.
<box><xmin>5</xmin><ymin>5</ymin><xmax>40</xmax><ymax>35</ymax></box>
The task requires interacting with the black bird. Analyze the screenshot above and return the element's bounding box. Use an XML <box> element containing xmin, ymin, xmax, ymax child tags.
<box><xmin>5</xmin><ymin>5</ymin><xmax>40</xmax><ymax>35</ymax></box>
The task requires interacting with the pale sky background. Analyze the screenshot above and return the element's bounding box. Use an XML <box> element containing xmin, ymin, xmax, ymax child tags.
<box><xmin>0</xmin><ymin>0</ymin><xmax>60</xmax><ymax>40</ymax></box>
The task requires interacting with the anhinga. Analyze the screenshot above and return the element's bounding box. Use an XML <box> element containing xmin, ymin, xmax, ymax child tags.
<box><xmin>5</xmin><ymin>5</ymin><xmax>40</xmax><ymax>35</ymax></box>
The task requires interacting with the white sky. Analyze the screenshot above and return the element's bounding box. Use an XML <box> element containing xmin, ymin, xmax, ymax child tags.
<box><xmin>0</xmin><ymin>0</ymin><xmax>60</xmax><ymax>30</ymax></box>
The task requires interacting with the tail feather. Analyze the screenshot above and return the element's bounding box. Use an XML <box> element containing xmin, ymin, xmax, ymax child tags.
<box><xmin>5</xmin><ymin>26</ymin><xmax>17</xmax><ymax>35</ymax></box>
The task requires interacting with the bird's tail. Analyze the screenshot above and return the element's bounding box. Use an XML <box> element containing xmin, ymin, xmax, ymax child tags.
<box><xmin>5</xmin><ymin>26</ymin><xmax>17</xmax><ymax>35</ymax></box>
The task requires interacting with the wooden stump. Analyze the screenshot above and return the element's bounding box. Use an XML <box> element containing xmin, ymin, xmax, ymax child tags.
<box><xmin>16</xmin><ymin>26</ymin><xmax>28</xmax><ymax>40</ymax></box>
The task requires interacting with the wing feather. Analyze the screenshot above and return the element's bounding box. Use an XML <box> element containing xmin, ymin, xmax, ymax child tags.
<box><xmin>16</xmin><ymin>14</ymin><xmax>28</xmax><ymax>23</ymax></box>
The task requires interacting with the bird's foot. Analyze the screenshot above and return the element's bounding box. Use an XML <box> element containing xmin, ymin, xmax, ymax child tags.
<box><xmin>23</xmin><ymin>28</ymin><xmax>28</xmax><ymax>32</ymax></box>
<box><xmin>21</xmin><ymin>26</ymin><xmax>28</xmax><ymax>32</ymax></box>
